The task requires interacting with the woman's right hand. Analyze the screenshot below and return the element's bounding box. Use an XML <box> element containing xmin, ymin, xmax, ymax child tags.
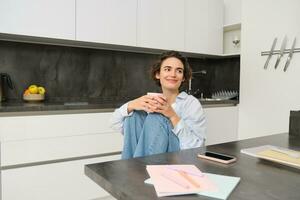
<box><xmin>127</xmin><ymin>95</ymin><xmax>158</xmax><ymax>113</ymax></box>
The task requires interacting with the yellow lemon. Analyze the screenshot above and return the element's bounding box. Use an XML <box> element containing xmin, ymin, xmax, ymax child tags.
<box><xmin>28</xmin><ymin>85</ymin><xmax>38</xmax><ymax>94</ymax></box>
<box><xmin>38</xmin><ymin>86</ymin><xmax>46</xmax><ymax>95</ymax></box>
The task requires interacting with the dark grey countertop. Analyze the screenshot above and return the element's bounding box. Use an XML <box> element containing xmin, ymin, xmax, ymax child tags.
<box><xmin>0</xmin><ymin>99</ymin><xmax>239</xmax><ymax>116</ymax></box>
<box><xmin>85</xmin><ymin>133</ymin><xmax>300</xmax><ymax>200</ymax></box>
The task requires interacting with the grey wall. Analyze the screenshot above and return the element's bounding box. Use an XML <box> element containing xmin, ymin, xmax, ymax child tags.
<box><xmin>0</xmin><ymin>40</ymin><xmax>239</xmax><ymax>103</ymax></box>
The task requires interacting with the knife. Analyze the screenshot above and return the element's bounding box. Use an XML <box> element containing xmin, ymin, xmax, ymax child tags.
<box><xmin>283</xmin><ymin>38</ymin><xmax>297</xmax><ymax>72</ymax></box>
<box><xmin>274</xmin><ymin>36</ymin><xmax>287</xmax><ymax>69</ymax></box>
<box><xmin>264</xmin><ymin>38</ymin><xmax>277</xmax><ymax>69</ymax></box>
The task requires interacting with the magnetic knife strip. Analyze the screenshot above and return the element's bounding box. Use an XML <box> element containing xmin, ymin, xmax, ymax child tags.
<box><xmin>262</xmin><ymin>36</ymin><xmax>298</xmax><ymax>71</ymax></box>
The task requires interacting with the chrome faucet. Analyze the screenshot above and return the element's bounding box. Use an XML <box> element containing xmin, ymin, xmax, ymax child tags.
<box><xmin>188</xmin><ymin>79</ymin><xmax>192</xmax><ymax>94</ymax></box>
<box><xmin>188</xmin><ymin>70</ymin><xmax>207</xmax><ymax>95</ymax></box>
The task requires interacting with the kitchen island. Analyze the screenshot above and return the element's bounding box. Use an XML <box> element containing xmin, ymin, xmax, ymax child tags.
<box><xmin>85</xmin><ymin>133</ymin><xmax>300</xmax><ymax>200</ymax></box>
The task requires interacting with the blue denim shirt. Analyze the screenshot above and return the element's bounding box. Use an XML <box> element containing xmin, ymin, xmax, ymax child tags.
<box><xmin>110</xmin><ymin>92</ymin><xmax>206</xmax><ymax>149</ymax></box>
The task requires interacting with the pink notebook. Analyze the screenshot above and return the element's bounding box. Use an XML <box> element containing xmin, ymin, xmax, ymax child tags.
<box><xmin>146</xmin><ymin>165</ymin><xmax>217</xmax><ymax>197</ymax></box>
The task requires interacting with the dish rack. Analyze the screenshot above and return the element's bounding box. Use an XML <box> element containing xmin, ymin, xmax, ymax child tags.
<box><xmin>212</xmin><ymin>90</ymin><xmax>238</xmax><ymax>100</ymax></box>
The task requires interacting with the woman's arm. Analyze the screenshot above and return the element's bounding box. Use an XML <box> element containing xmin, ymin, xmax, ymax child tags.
<box><xmin>110</xmin><ymin>102</ymin><xmax>131</xmax><ymax>134</ymax></box>
<box><xmin>172</xmin><ymin>99</ymin><xmax>206</xmax><ymax>149</ymax></box>
<box><xmin>149</xmin><ymin>95</ymin><xmax>206</xmax><ymax>149</ymax></box>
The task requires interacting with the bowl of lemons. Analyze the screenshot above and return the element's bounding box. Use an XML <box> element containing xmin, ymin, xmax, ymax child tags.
<box><xmin>23</xmin><ymin>84</ymin><xmax>46</xmax><ymax>102</ymax></box>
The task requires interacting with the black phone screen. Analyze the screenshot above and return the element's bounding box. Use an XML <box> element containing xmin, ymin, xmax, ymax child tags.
<box><xmin>205</xmin><ymin>151</ymin><xmax>234</xmax><ymax>161</ymax></box>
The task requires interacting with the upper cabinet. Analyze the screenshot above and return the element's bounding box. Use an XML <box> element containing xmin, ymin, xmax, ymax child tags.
<box><xmin>76</xmin><ymin>0</ymin><xmax>137</xmax><ymax>46</ymax></box>
<box><xmin>137</xmin><ymin>0</ymin><xmax>223</xmax><ymax>54</ymax></box>
<box><xmin>0</xmin><ymin>0</ymin><xmax>225</xmax><ymax>55</ymax></box>
<box><xmin>223</xmin><ymin>0</ymin><xmax>241</xmax><ymax>54</ymax></box>
<box><xmin>0</xmin><ymin>0</ymin><xmax>75</xmax><ymax>40</ymax></box>
<box><xmin>185</xmin><ymin>0</ymin><xmax>223</xmax><ymax>54</ymax></box>
<box><xmin>223</xmin><ymin>0</ymin><xmax>241</xmax><ymax>26</ymax></box>
<box><xmin>137</xmin><ymin>0</ymin><xmax>185</xmax><ymax>51</ymax></box>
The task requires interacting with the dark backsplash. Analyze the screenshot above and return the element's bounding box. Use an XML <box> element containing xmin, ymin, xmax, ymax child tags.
<box><xmin>189</xmin><ymin>57</ymin><xmax>240</xmax><ymax>98</ymax></box>
<box><xmin>0</xmin><ymin>40</ymin><xmax>239</xmax><ymax>102</ymax></box>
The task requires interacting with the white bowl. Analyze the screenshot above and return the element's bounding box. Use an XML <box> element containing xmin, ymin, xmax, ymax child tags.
<box><xmin>23</xmin><ymin>94</ymin><xmax>45</xmax><ymax>102</ymax></box>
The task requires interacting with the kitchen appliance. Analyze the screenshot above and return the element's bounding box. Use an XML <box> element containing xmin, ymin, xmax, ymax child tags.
<box><xmin>0</xmin><ymin>73</ymin><xmax>13</xmax><ymax>102</ymax></box>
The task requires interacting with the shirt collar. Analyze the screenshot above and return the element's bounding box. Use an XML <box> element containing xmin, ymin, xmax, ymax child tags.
<box><xmin>177</xmin><ymin>91</ymin><xmax>188</xmax><ymax>100</ymax></box>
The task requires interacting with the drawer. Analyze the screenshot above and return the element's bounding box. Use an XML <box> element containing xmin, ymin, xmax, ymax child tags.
<box><xmin>0</xmin><ymin>112</ymin><xmax>117</xmax><ymax>141</ymax></box>
<box><xmin>1</xmin><ymin>132</ymin><xmax>123</xmax><ymax>167</ymax></box>
<box><xmin>1</xmin><ymin>155</ymin><xmax>120</xmax><ymax>200</ymax></box>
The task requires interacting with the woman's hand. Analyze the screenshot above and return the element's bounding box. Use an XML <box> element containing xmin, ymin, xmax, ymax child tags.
<box><xmin>127</xmin><ymin>95</ymin><xmax>158</xmax><ymax>113</ymax></box>
<box><xmin>150</xmin><ymin>96</ymin><xmax>181</xmax><ymax>126</ymax></box>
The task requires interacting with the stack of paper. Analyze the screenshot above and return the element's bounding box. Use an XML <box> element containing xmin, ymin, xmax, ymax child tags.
<box><xmin>241</xmin><ymin>145</ymin><xmax>300</xmax><ymax>169</ymax></box>
<box><xmin>146</xmin><ymin>165</ymin><xmax>240</xmax><ymax>199</ymax></box>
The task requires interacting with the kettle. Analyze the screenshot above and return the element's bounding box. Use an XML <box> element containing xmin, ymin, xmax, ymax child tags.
<box><xmin>0</xmin><ymin>73</ymin><xmax>13</xmax><ymax>102</ymax></box>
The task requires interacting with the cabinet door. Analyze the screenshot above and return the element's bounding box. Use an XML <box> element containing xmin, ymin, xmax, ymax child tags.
<box><xmin>1</xmin><ymin>155</ymin><xmax>120</xmax><ymax>200</ymax></box>
<box><xmin>0</xmin><ymin>112</ymin><xmax>123</xmax><ymax>166</ymax></box>
<box><xmin>137</xmin><ymin>0</ymin><xmax>185</xmax><ymax>51</ymax></box>
<box><xmin>185</xmin><ymin>0</ymin><xmax>223</xmax><ymax>54</ymax></box>
<box><xmin>206</xmin><ymin>0</ymin><xmax>223</xmax><ymax>54</ymax></box>
<box><xmin>0</xmin><ymin>0</ymin><xmax>75</xmax><ymax>40</ymax></box>
<box><xmin>0</xmin><ymin>112</ymin><xmax>117</xmax><ymax>141</ymax></box>
<box><xmin>224</xmin><ymin>0</ymin><xmax>241</xmax><ymax>25</ymax></box>
<box><xmin>76</xmin><ymin>0</ymin><xmax>137</xmax><ymax>46</ymax></box>
<box><xmin>1</xmin><ymin>133</ymin><xmax>123</xmax><ymax>167</ymax></box>
<box><xmin>185</xmin><ymin>0</ymin><xmax>209</xmax><ymax>53</ymax></box>
<box><xmin>204</xmin><ymin>106</ymin><xmax>238</xmax><ymax>145</ymax></box>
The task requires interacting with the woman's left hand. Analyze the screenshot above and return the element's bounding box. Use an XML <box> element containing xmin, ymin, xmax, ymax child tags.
<box><xmin>149</xmin><ymin>96</ymin><xmax>180</xmax><ymax>126</ymax></box>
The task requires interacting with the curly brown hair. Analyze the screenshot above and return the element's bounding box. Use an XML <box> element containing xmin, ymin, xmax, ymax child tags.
<box><xmin>150</xmin><ymin>51</ymin><xmax>192</xmax><ymax>88</ymax></box>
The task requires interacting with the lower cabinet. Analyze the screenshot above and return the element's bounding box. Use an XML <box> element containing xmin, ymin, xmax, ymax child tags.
<box><xmin>0</xmin><ymin>107</ymin><xmax>239</xmax><ymax>199</ymax></box>
<box><xmin>0</xmin><ymin>112</ymin><xmax>122</xmax><ymax>200</ymax></box>
<box><xmin>204</xmin><ymin>106</ymin><xmax>239</xmax><ymax>145</ymax></box>
<box><xmin>1</xmin><ymin>155</ymin><xmax>119</xmax><ymax>200</ymax></box>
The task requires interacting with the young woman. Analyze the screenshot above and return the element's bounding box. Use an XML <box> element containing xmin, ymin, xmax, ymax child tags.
<box><xmin>110</xmin><ymin>51</ymin><xmax>206</xmax><ymax>159</ymax></box>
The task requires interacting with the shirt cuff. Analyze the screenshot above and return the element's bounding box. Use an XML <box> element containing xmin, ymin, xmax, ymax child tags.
<box><xmin>172</xmin><ymin>119</ymin><xmax>184</xmax><ymax>136</ymax></box>
<box><xmin>119</xmin><ymin>102</ymin><xmax>133</xmax><ymax>117</ymax></box>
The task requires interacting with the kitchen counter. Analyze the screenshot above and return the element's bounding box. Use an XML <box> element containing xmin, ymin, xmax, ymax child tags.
<box><xmin>0</xmin><ymin>99</ymin><xmax>238</xmax><ymax>116</ymax></box>
<box><xmin>85</xmin><ymin>133</ymin><xmax>300</xmax><ymax>200</ymax></box>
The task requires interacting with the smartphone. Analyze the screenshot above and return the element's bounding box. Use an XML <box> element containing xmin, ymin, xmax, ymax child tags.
<box><xmin>197</xmin><ymin>151</ymin><xmax>237</xmax><ymax>164</ymax></box>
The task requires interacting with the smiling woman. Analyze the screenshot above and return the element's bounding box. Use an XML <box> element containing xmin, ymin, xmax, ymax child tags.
<box><xmin>110</xmin><ymin>51</ymin><xmax>206</xmax><ymax>159</ymax></box>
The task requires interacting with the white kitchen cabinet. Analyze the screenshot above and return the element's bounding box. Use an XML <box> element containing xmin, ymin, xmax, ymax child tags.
<box><xmin>1</xmin><ymin>155</ymin><xmax>119</xmax><ymax>200</ymax></box>
<box><xmin>1</xmin><ymin>133</ymin><xmax>122</xmax><ymax>166</ymax></box>
<box><xmin>223</xmin><ymin>0</ymin><xmax>241</xmax><ymax>26</ymax></box>
<box><xmin>137</xmin><ymin>0</ymin><xmax>223</xmax><ymax>54</ymax></box>
<box><xmin>0</xmin><ymin>0</ymin><xmax>75</xmax><ymax>40</ymax></box>
<box><xmin>223</xmin><ymin>0</ymin><xmax>241</xmax><ymax>54</ymax></box>
<box><xmin>0</xmin><ymin>112</ymin><xmax>117</xmax><ymax>141</ymax></box>
<box><xmin>204</xmin><ymin>106</ymin><xmax>238</xmax><ymax>145</ymax></box>
<box><xmin>76</xmin><ymin>0</ymin><xmax>137</xmax><ymax>46</ymax></box>
<box><xmin>0</xmin><ymin>113</ymin><xmax>123</xmax><ymax>166</ymax></box>
<box><xmin>185</xmin><ymin>0</ymin><xmax>223</xmax><ymax>54</ymax></box>
<box><xmin>137</xmin><ymin>0</ymin><xmax>185</xmax><ymax>51</ymax></box>
<box><xmin>239</xmin><ymin>0</ymin><xmax>300</xmax><ymax>140</ymax></box>
<box><xmin>0</xmin><ymin>112</ymin><xmax>122</xmax><ymax>200</ymax></box>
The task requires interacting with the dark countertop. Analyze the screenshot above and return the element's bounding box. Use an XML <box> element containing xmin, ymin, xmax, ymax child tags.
<box><xmin>85</xmin><ymin>133</ymin><xmax>300</xmax><ymax>200</ymax></box>
<box><xmin>0</xmin><ymin>99</ymin><xmax>239</xmax><ymax>116</ymax></box>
